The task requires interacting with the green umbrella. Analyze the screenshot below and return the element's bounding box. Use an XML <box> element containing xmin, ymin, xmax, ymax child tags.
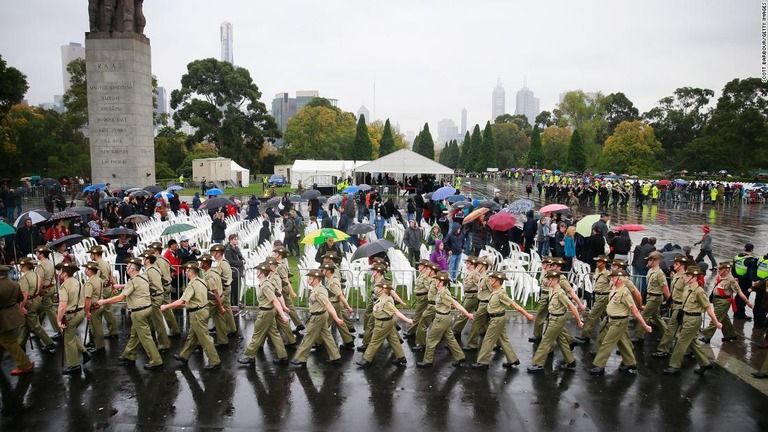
<box><xmin>0</xmin><ymin>221</ymin><xmax>15</xmax><ymax>237</ymax></box>
<box><xmin>575</xmin><ymin>214</ymin><xmax>601</xmax><ymax>238</ymax></box>
<box><xmin>301</xmin><ymin>228</ymin><xmax>349</xmax><ymax>245</ymax></box>
<box><xmin>161</xmin><ymin>223</ymin><xmax>196</xmax><ymax>236</ymax></box>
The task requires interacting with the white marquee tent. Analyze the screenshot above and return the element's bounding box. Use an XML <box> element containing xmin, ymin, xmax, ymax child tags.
<box><xmin>354</xmin><ymin>149</ymin><xmax>454</xmax><ymax>175</ymax></box>
<box><xmin>290</xmin><ymin>160</ymin><xmax>369</xmax><ymax>188</ymax></box>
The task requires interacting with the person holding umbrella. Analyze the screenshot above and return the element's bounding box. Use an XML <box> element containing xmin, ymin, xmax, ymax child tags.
<box><xmin>16</xmin><ymin>218</ymin><xmax>43</xmax><ymax>257</ymax></box>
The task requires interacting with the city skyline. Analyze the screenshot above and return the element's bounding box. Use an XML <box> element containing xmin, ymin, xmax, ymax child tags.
<box><xmin>0</xmin><ymin>1</ymin><xmax>757</xmax><ymax>138</ymax></box>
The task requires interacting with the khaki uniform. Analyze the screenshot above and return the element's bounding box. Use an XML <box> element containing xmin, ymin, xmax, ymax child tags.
<box><xmin>278</xmin><ymin>261</ymin><xmax>302</xmax><ymax>327</ymax></box>
<box><xmin>145</xmin><ymin>265</ymin><xmax>170</xmax><ymax>350</ymax></box>
<box><xmin>96</xmin><ymin>258</ymin><xmax>118</xmax><ymax>337</ymax></box>
<box><xmin>270</xmin><ymin>270</ymin><xmax>296</xmax><ymax>345</ymax></box>
<box><xmin>156</xmin><ymin>256</ymin><xmax>181</xmax><ymax>336</ymax></box>
<box><xmin>592</xmin><ymin>285</ymin><xmax>637</xmax><ymax>368</ymax></box>
<box><xmin>415</xmin><ymin>277</ymin><xmax>438</xmax><ymax>346</ymax></box>
<box><xmin>634</xmin><ymin>267</ymin><xmax>668</xmax><ymax>339</ymax></box>
<box><xmin>362</xmin><ymin>294</ymin><xmax>405</xmax><ymax>362</ymax></box>
<box><xmin>405</xmin><ymin>273</ymin><xmax>428</xmax><ymax>335</ymax></box>
<box><xmin>59</xmin><ymin>277</ymin><xmax>87</xmax><ymax>367</ymax></box>
<box><xmin>293</xmin><ymin>284</ymin><xmax>341</xmax><ymax>362</ymax></box>
<box><xmin>17</xmin><ymin>270</ymin><xmax>54</xmax><ymax>347</ymax></box>
<box><xmin>453</xmin><ymin>269</ymin><xmax>480</xmax><ymax>334</ymax></box>
<box><xmin>213</xmin><ymin>259</ymin><xmax>236</xmax><ymax>333</ymax></box>
<box><xmin>532</xmin><ymin>272</ymin><xmax>549</xmax><ymax>338</ymax></box>
<box><xmin>531</xmin><ymin>285</ymin><xmax>575</xmax><ymax>366</ymax></box>
<box><xmin>0</xmin><ymin>276</ymin><xmax>32</xmax><ymax>370</ymax></box>
<box><xmin>204</xmin><ymin>269</ymin><xmax>229</xmax><ymax>345</ymax></box>
<box><xmin>121</xmin><ymin>274</ymin><xmax>163</xmax><ymax>366</ymax></box>
<box><xmin>656</xmin><ymin>273</ymin><xmax>687</xmax><ymax>353</ymax></box>
<box><xmin>476</xmin><ymin>288</ymin><xmax>519</xmax><ymax>365</ymax></box>
<box><xmin>326</xmin><ymin>273</ymin><xmax>353</xmax><ymax>344</ymax></box>
<box><xmin>35</xmin><ymin>259</ymin><xmax>60</xmax><ymax>333</ymax></box>
<box><xmin>466</xmin><ymin>275</ymin><xmax>492</xmax><ymax>349</ymax></box>
<box><xmin>178</xmin><ymin>278</ymin><xmax>220</xmax><ymax>365</ymax></box>
<box><xmin>243</xmin><ymin>277</ymin><xmax>286</xmax><ymax>359</ymax></box>
<box><xmin>84</xmin><ymin>274</ymin><xmax>105</xmax><ymax>350</ymax></box>
<box><xmin>423</xmin><ymin>285</ymin><xmax>464</xmax><ymax>363</ymax></box>
<box><xmin>363</xmin><ymin>274</ymin><xmax>386</xmax><ymax>345</ymax></box>
<box><xmin>702</xmin><ymin>274</ymin><xmax>740</xmax><ymax>340</ymax></box>
<box><xmin>580</xmin><ymin>268</ymin><xmax>611</xmax><ymax>337</ymax></box>
<box><xmin>669</xmin><ymin>283</ymin><xmax>711</xmax><ymax>368</ymax></box>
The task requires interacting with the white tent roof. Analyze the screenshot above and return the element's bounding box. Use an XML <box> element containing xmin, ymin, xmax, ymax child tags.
<box><xmin>289</xmin><ymin>160</ymin><xmax>368</xmax><ymax>187</ymax></box>
<box><xmin>355</xmin><ymin>149</ymin><xmax>454</xmax><ymax>175</ymax></box>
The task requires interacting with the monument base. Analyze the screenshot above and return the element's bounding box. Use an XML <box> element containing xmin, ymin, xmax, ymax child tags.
<box><xmin>86</xmin><ymin>36</ymin><xmax>155</xmax><ymax>188</ymax></box>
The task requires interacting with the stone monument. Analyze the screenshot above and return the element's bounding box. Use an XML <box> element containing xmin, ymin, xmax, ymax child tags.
<box><xmin>85</xmin><ymin>0</ymin><xmax>155</xmax><ymax>187</ymax></box>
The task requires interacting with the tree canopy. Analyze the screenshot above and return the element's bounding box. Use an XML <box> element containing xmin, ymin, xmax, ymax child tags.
<box><xmin>352</xmin><ymin>114</ymin><xmax>373</xmax><ymax>160</ymax></box>
<box><xmin>0</xmin><ymin>55</ymin><xmax>28</xmax><ymax>117</ymax></box>
<box><xmin>283</xmin><ymin>104</ymin><xmax>356</xmax><ymax>161</ymax></box>
<box><xmin>601</xmin><ymin>121</ymin><xmax>662</xmax><ymax>174</ymax></box>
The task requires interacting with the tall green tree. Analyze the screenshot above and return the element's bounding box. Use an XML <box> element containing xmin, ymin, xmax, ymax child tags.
<box><xmin>535</xmin><ymin>110</ymin><xmax>555</xmax><ymax>128</ymax></box>
<box><xmin>154</xmin><ymin>127</ymin><xmax>190</xmax><ymax>174</ymax></box>
<box><xmin>0</xmin><ymin>55</ymin><xmax>28</xmax><ymax>118</ymax></box>
<box><xmin>62</xmin><ymin>58</ymin><xmax>87</xmax><ymax>128</ymax></box>
<box><xmin>170</xmin><ymin>58</ymin><xmax>280</xmax><ymax>170</ymax></box>
<box><xmin>540</xmin><ymin>126</ymin><xmax>571</xmax><ymax>168</ymax></box>
<box><xmin>602</xmin><ymin>121</ymin><xmax>662</xmax><ymax>174</ymax></box>
<box><xmin>493</xmin><ymin>122</ymin><xmax>529</xmax><ymax>168</ymax></box>
<box><xmin>379</xmin><ymin>118</ymin><xmax>396</xmax><ymax>157</ymax></box>
<box><xmin>458</xmin><ymin>131</ymin><xmax>470</xmax><ymax>169</ymax></box>
<box><xmin>411</xmin><ymin>132</ymin><xmax>422</xmax><ymax>155</ymax></box>
<box><xmin>469</xmin><ymin>124</ymin><xmax>483</xmax><ymax>171</ymax></box>
<box><xmin>283</xmin><ymin>105</ymin><xmax>356</xmax><ymax>161</ymax></box>
<box><xmin>415</xmin><ymin>122</ymin><xmax>435</xmax><ymax>160</ymax></box>
<box><xmin>527</xmin><ymin>124</ymin><xmax>543</xmax><ymax>167</ymax></box>
<box><xmin>352</xmin><ymin>115</ymin><xmax>373</xmax><ymax>160</ymax></box>
<box><xmin>603</xmin><ymin>92</ymin><xmax>639</xmax><ymax>137</ymax></box>
<box><xmin>478</xmin><ymin>121</ymin><xmax>496</xmax><ymax>170</ymax></box>
<box><xmin>567</xmin><ymin>129</ymin><xmax>586</xmax><ymax>171</ymax></box>
<box><xmin>556</xmin><ymin>90</ymin><xmax>606</xmax><ymax>163</ymax></box>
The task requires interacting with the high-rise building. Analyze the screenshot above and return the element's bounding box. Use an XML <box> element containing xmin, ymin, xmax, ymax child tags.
<box><xmin>357</xmin><ymin>104</ymin><xmax>370</xmax><ymax>123</ymax></box>
<box><xmin>437</xmin><ymin>119</ymin><xmax>459</xmax><ymax>146</ymax></box>
<box><xmin>460</xmin><ymin>108</ymin><xmax>467</xmax><ymax>135</ymax></box>
<box><xmin>515</xmin><ymin>86</ymin><xmax>540</xmax><ymax>126</ymax></box>
<box><xmin>61</xmin><ymin>42</ymin><xmax>85</xmax><ymax>93</ymax></box>
<box><xmin>220</xmin><ymin>22</ymin><xmax>233</xmax><ymax>64</ymax></box>
<box><xmin>492</xmin><ymin>79</ymin><xmax>505</xmax><ymax>122</ymax></box>
<box><xmin>272</xmin><ymin>93</ymin><xmax>297</xmax><ymax>133</ymax></box>
<box><xmin>155</xmin><ymin>86</ymin><xmax>168</xmax><ymax>117</ymax></box>
<box><xmin>296</xmin><ymin>90</ymin><xmax>320</xmax><ymax>110</ymax></box>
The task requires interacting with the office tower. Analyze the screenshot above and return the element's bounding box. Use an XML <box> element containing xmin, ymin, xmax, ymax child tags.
<box><xmin>357</xmin><ymin>104</ymin><xmax>370</xmax><ymax>123</ymax></box>
<box><xmin>220</xmin><ymin>22</ymin><xmax>233</xmax><ymax>63</ymax></box>
<box><xmin>61</xmin><ymin>42</ymin><xmax>85</xmax><ymax>93</ymax></box>
<box><xmin>492</xmin><ymin>79</ymin><xmax>505</xmax><ymax>122</ymax></box>
<box><xmin>460</xmin><ymin>108</ymin><xmax>467</xmax><ymax>135</ymax></box>
<box><xmin>515</xmin><ymin>86</ymin><xmax>540</xmax><ymax>126</ymax></box>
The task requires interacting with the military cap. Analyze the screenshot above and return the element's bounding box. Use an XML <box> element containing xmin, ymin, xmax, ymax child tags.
<box><xmin>322</xmin><ymin>251</ymin><xmax>339</xmax><ymax>259</ymax></box>
<box><xmin>88</xmin><ymin>246</ymin><xmax>104</xmax><ymax>255</ymax></box>
<box><xmin>544</xmin><ymin>269</ymin><xmax>562</xmax><ymax>279</ymax></box>
<box><xmin>124</xmin><ymin>257</ymin><xmax>144</xmax><ymax>266</ymax></box>
<box><xmin>426</xmin><ymin>262</ymin><xmax>440</xmax><ymax>272</ymax></box>
<box><xmin>488</xmin><ymin>271</ymin><xmax>507</xmax><ymax>282</ymax></box>
<box><xmin>417</xmin><ymin>259</ymin><xmax>431</xmax><ymax>268</ymax></box>
<box><xmin>181</xmin><ymin>262</ymin><xmax>200</xmax><ymax>271</ymax></box>
<box><xmin>718</xmin><ymin>262</ymin><xmax>732</xmax><ymax>270</ymax></box>
<box><xmin>320</xmin><ymin>262</ymin><xmax>336</xmax><ymax>271</ymax></box>
<box><xmin>34</xmin><ymin>245</ymin><xmax>51</xmax><ymax>254</ymax></box>
<box><xmin>594</xmin><ymin>255</ymin><xmax>612</xmax><ymax>263</ymax></box>
<box><xmin>264</xmin><ymin>257</ymin><xmax>279</xmax><ymax>265</ymax></box>
<box><xmin>610</xmin><ymin>269</ymin><xmax>629</xmax><ymax>277</ymax></box>
<box><xmin>645</xmin><ymin>251</ymin><xmax>663</xmax><ymax>261</ymax></box>
<box><xmin>209</xmin><ymin>244</ymin><xmax>225</xmax><ymax>253</ymax></box>
<box><xmin>434</xmin><ymin>271</ymin><xmax>451</xmax><ymax>283</ymax></box>
<box><xmin>474</xmin><ymin>257</ymin><xmax>490</xmax><ymax>268</ymax></box>
<box><xmin>82</xmin><ymin>261</ymin><xmax>100</xmax><ymax>272</ymax></box>
<box><xmin>149</xmin><ymin>242</ymin><xmax>164</xmax><ymax>251</ymax></box>
<box><xmin>685</xmin><ymin>266</ymin><xmax>703</xmax><ymax>276</ymax></box>
<box><xmin>197</xmin><ymin>254</ymin><xmax>215</xmax><ymax>263</ymax></box>
<box><xmin>254</xmin><ymin>262</ymin><xmax>272</xmax><ymax>274</ymax></box>
<box><xmin>673</xmin><ymin>255</ymin><xmax>690</xmax><ymax>265</ymax></box>
<box><xmin>273</xmin><ymin>246</ymin><xmax>289</xmax><ymax>257</ymax></box>
<box><xmin>18</xmin><ymin>258</ymin><xmax>36</xmax><ymax>268</ymax></box>
<box><xmin>612</xmin><ymin>259</ymin><xmax>628</xmax><ymax>268</ymax></box>
<box><xmin>55</xmin><ymin>262</ymin><xmax>79</xmax><ymax>271</ymax></box>
<box><xmin>371</xmin><ymin>264</ymin><xmax>388</xmax><ymax>273</ymax></box>
<box><xmin>0</xmin><ymin>265</ymin><xmax>10</xmax><ymax>273</ymax></box>
<box><xmin>541</xmin><ymin>256</ymin><xmax>554</xmax><ymax>264</ymax></box>
<box><xmin>307</xmin><ymin>269</ymin><xmax>324</xmax><ymax>278</ymax></box>
<box><xmin>550</xmin><ymin>257</ymin><xmax>567</xmax><ymax>266</ymax></box>
<box><xmin>376</xmin><ymin>280</ymin><xmax>394</xmax><ymax>291</ymax></box>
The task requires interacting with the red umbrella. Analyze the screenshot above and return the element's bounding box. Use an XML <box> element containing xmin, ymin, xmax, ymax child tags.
<box><xmin>658</xmin><ymin>179</ymin><xmax>671</xmax><ymax>186</ymax></box>
<box><xmin>487</xmin><ymin>212</ymin><xmax>516</xmax><ymax>231</ymax></box>
<box><xmin>539</xmin><ymin>204</ymin><xmax>569</xmax><ymax>214</ymax></box>
<box><xmin>614</xmin><ymin>224</ymin><xmax>645</xmax><ymax>232</ymax></box>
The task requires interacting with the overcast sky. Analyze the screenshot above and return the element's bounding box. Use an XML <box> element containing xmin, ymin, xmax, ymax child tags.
<box><xmin>0</xmin><ymin>0</ymin><xmax>759</xmax><ymax>138</ymax></box>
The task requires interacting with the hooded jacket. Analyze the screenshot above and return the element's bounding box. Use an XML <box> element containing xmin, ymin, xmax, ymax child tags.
<box><xmin>430</xmin><ymin>240</ymin><xmax>449</xmax><ymax>270</ymax></box>
<box><xmin>443</xmin><ymin>222</ymin><xmax>465</xmax><ymax>255</ymax></box>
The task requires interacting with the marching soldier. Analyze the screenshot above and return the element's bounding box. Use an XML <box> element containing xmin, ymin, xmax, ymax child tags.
<box><xmin>34</xmin><ymin>246</ymin><xmax>61</xmax><ymax>339</ymax></box>
<box><xmin>162</xmin><ymin>262</ymin><xmax>221</xmax><ymax>371</ymax></box>
<box><xmin>631</xmin><ymin>251</ymin><xmax>670</xmax><ymax>343</ymax></box>
<box><xmin>417</xmin><ymin>271</ymin><xmax>474</xmax><ymax>368</ymax></box>
<box><xmin>360</xmin><ymin>263</ymin><xmax>407</xmax><ymax>352</ymax></box>
<box><xmin>198</xmin><ymin>254</ymin><xmax>229</xmax><ymax>348</ymax></box>
<box><xmin>320</xmin><ymin>262</ymin><xmax>355</xmax><ymax>350</ymax></box>
<box><xmin>97</xmin><ymin>257</ymin><xmax>164</xmax><ymax>370</ymax></box>
<box><xmin>530</xmin><ymin>257</ymin><xmax>554</xmax><ymax>342</ymax></box>
<box><xmin>89</xmin><ymin>246</ymin><xmax>119</xmax><ymax>339</ymax></box>
<box><xmin>238</xmin><ymin>262</ymin><xmax>290</xmax><ymax>366</ymax></box>
<box><xmin>82</xmin><ymin>262</ymin><xmax>106</xmax><ymax>355</ymax></box>
<box><xmin>700</xmin><ymin>262</ymin><xmax>753</xmax><ymax>344</ymax></box>
<box><xmin>471</xmin><ymin>272</ymin><xmax>534</xmax><ymax>370</ymax></box>
<box><xmin>453</xmin><ymin>256</ymin><xmax>480</xmax><ymax>338</ymax></box>
<box><xmin>55</xmin><ymin>262</ymin><xmax>90</xmax><ymax>375</ymax></box>
<box><xmin>149</xmin><ymin>242</ymin><xmax>182</xmax><ymax>338</ymax></box>
<box><xmin>321</xmin><ymin>252</ymin><xmax>356</xmax><ymax>334</ymax></box>
<box><xmin>465</xmin><ymin>258</ymin><xmax>492</xmax><ymax>351</ymax></box>
<box><xmin>209</xmin><ymin>244</ymin><xmax>236</xmax><ymax>336</ymax></box>
<box><xmin>589</xmin><ymin>269</ymin><xmax>652</xmax><ymax>375</ymax></box>
<box><xmin>664</xmin><ymin>266</ymin><xmax>721</xmax><ymax>375</ymax></box>
<box><xmin>576</xmin><ymin>255</ymin><xmax>612</xmax><ymax>343</ymax></box>
<box><xmin>0</xmin><ymin>264</ymin><xmax>34</xmax><ymax>375</ymax></box>
<box><xmin>527</xmin><ymin>270</ymin><xmax>584</xmax><ymax>373</ymax></box>
<box><xmin>265</xmin><ymin>256</ymin><xmax>297</xmax><ymax>347</ymax></box>
<box><xmin>291</xmin><ymin>269</ymin><xmax>344</xmax><ymax>369</ymax></box>
<box><xmin>273</xmin><ymin>247</ymin><xmax>304</xmax><ymax>333</ymax></box>
<box><xmin>404</xmin><ymin>260</ymin><xmax>430</xmax><ymax>338</ymax></box>
<box><xmin>16</xmin><ymin>258</ymin><xmax>56</xmax><ymax>353</ymax></box>
<box><xmin>356</xmin><ymin>280</ymin><xmax>413</xmax><ymax>368</ymax></box>
<box><xmin>653</xmin><ymin>256</ymin><xmax>691</xmax><ymax>357</ymax></box>
<box><xmin>140</xmin><ymin>252</ymin><xmax>171</xmax><ymax>352</ymax></box>
<box><xmin>412</xmin><ymin>262</ymin><xmax>439</xmax><ymax>352</ymax></box>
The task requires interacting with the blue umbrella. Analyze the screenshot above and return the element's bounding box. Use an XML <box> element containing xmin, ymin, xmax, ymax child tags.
<box><xmin>554</xmin><ymin>170</ymin><xmax>563</xmax><ymax>174</ymax></box>
<box><xmin>446</xmin><ymin>194</ymin><xmax>467</xmax><ymax>203</ymax></box>
<box><xmin>154</xmin><ymin>191</ymin><xmax>172</xmax><ymax>200</ymax></box>
<box><xmin>205</xmin><ymin>188</ymin><xmax>224</xmax><ymax>196</ymax></box>
<box><xmin>431</xmin><ymin>185</ymin><xmax>457</xmax><ymax>201</ymax></box>
<box><xmin>343</xmin><ymin>186</ymin><xmax>359</xmax><ymax>193</ymax></box>
<box><xmin>505</xmin><ymin>198</ymin><xmax>535</xmax><ymax>214</ymax></box>
<box><xmin>82</xmin><ymin>185</ymin><xmax>96</xmax><ymax>192</ymax></box>
<box><xmin>167</xmin><ymin>185</ymin><xmax>184</xmax><ymax>191</ymax></box>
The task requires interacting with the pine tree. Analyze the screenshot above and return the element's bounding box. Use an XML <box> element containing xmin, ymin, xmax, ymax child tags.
<box><xmin>352</xmin><ymin>115</ymin><xmax>373</xmax><ymax>160</ymax></box>
<box><xmin>415</xmin><ymin>122</ymin><xmax>435</xmax><ymax>160</ymax></box>
<box><xmin>528</xmin><ymin>124</ymin><xmax>543</xmax><ymax>168</ymax></box>
<box><xmin>469</xmin><ymin>124</ymin><xmax>483</xmax><ymax>171</ymax></box>
<box><xmin>448</xmin><ymin>140</ymin><xmax>460</xmax><ymax>168</ymax></box>
<box><xmin>567</xmin><ymin>129</ymin><xmax>586</xmax><ymax>171</ymax></box>
<box><xmin>479</xmin><ymin>121</ymin><xmax>496</xmax><ymax>170</ymax></box>
<box><xmin>379</xmin><ymin>118</ymin><xmax>395</xmax><ymax>157</ymax></box>
<box><xmin>458</xmin><ymin>131</ymin><xmax>470</xmax><ymax>169</ymax></box>
<box><xmin>412</xmin><ymin>131</ymin><xmax>422</xmax><ymax>154</ymax></box>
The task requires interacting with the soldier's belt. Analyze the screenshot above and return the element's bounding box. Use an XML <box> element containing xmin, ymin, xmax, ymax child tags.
<box><xmin>435</xmin><ymin>311</ymin><xmax>450</xmax><ymax>315</ymax></box>
<box><xmin>331</xmin><ymin>300</ymin><xmax>340</xmax><ymax>304</ymax></box>
<box><xmin>27</xmin><ymin>294</ymin><xmax>41</xmax><ymax>301</ymax></box>
<box><xmin>151</xmin><ymin>292</ymin><xmax>164</xmax><ymax>297</ymax></box>
<box><xmin>310</xmin><ymin>311</ymin><xmax>326</xmax><ymax>316</ymax></box>
<box><xmin>259</xmin><ymin>306</ymin><xmax>273</xmax><ymax>311</ymax></box>
<box><xmin>673</xmin><ymin>301</ymin><xmax>683</xmax><ymax>304</ymax></box>
<box><xmin>647</xmin><ymin>293</ymin><xmax>663</xmax><ymax>297</ymax></box>
<box><xmin>375</xmin><ymin>316</ymin><xmax>393</xmax><ymax>321</ymax></box>
<box><xmin>415</xmin><ymin>292</ymin><xmax>428</xmax><ymax>296</ymax></box>
<box><xmin>488</xmin><ymin>312</ymin><xmax>505</xmax><ymax>318</ymax></box>
<box><xmin>0</xmin><ymin>302</ymin><xmax>18</xmax><ymax>310</ymax></box>
<box><xmin>540</xmin><ymin>290</ymin><xmax>549</xmax><ymax>296</ymax></box>
<box><xmin>608</xmin><ymin>315</ymin><xmax>628</xmax><ymax>320</ymax></box>
<box><xmin>65</xmin><ymin>307</ymin><xmax>84</xmax><ymax>314</ymax></box>
<box><xmin>427</xmin><ymin>301</ymin><xmax>436</xmax><ymax>305</ymax></box>
<box><xmin>188</xmin><ymin>305</ymin><xmax>205</xmax><ymax>313</ymax></box>
<box><xmin>548</xmin><ymin>312</ymin><xmax>565</xmax><ymax>317</ymax></box>
<box><xmin>682</xmin><ymin>311</ymin><xmax>701</xmax><ymax>316</ymax></box>
<box><xmin>464</xmin><ymin>291</ymin><xmax>478</xmax><ymax>294</ymax></box>
<box><xmin>130</xmin><ymin>305</ymin><xmax>151</xmax><ymax>313</ymax></box>
<box><xmin>479</xmin><ymin>300</ymin><xmax>489</xmax><ymax>303</ymax></box>
<box><xmin>594</xmin><ymin>292</ymin><xmax>610</xmax><ymax>296</ymax></box>
<box><xmin>714</xmin><ymin>295</ymin><xmax>731</xmax><ymax>299</ymax></box>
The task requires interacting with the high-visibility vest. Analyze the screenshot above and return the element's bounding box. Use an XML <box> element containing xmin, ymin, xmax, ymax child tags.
<box><xmin>757</xmin><ymin>257</ymin><xmax>768</xmax><ymax>279</ymax></box>
<box><xmin>733</xmin><ymin>254</ymin><xmax>748</xmax><ymax>277</ymax></box>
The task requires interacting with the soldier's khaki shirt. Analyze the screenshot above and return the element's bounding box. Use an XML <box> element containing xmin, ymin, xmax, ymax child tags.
<box><xmin>434</xmin><ymin>286</ymin><xmax>454</xmax><ymax>314</ymax></box>
<box><xmin>413</xmin><ymin>273</ymin><xmax>429</xmax><ymax>295</ymax></box>
<box><xmin>145</xmin><ymin>266</ymin><xmax>164</xmax><ymax>295</ymax></box>
<box><xmin>204</xmin><ymin>270</ymin><xmax>222</xmax><ymax>297</ymax></box>
<box><xmin>558</xmin><ymin>275</ymin><xmax>574</xmax><ymax>294</ymax></box>
<box><xmin>308</xmin><ymin>284</ymin><xmax>331</xmax><ymax>313</ymax></box>
<box><xmin>646</xmin><ymin>267</ymin><xmax>666</xmax><ymax>295</ymax></box>
<box><xmin>477</xmin><ymin>276</ymin><xmax>493</xmax><ymax>301</ymax></box>
<box><xmin>606</xmin><ymin>285</ymin><xmax>634</xmax><ymax>316</ymax></box>
<box><xmin>277</xmin><ymin>264</ymin><xmax>290</xmax><ymax>294</ymax></box>
<box><xmin>122</xmin><ymin>274</ymin><xmax>152</xmax><ymax>309</ymax></box>
<box><xmin>593</xmin><ymin>268</ymin><xmax>611</xmax><ymax>294</ymax></box>
<box><xmin>257</xmin><ymin>278</ymin><xmax>278</xmax><ymax>308</ymax></box>
<box><xmin>464</xmin><ymin>269</ymin><xmax>480</xmax><ymax>294</ymax></box>
<box><xmin>426</xmin><ymin>278</ymin><xmax>438</xmax><ymax>303</ymax></box>
<box><xmin>19</xmin><ymin>271</ymin><xmax>38</xmax><ymax>296</ymax></box>
<box><xmin>670</xmin><ymin>273</ymin><xmax>687</xmax><ymax>303</ymax></box>
<box><xmin>326</xmin><ymin>276</ymin><xmax>343</xmax><ymax>302</ymax></box>
<box><xmin>84</xmin><ymin>274</ymin><xmax>102</xmax><ymax>303</ymax></box>
<box><xmin>373</xmin><ymin>294</ymin><xmax>398</xmax><ymax>319</ymax></box>
<box><xmin>181</xmin><ymin>278</ymin><xmax>209</xmax><ymax>309</ymax></box>
<box><xmin>488</xmin><ymin>289</ymin><xmax>513</xmax><ymax>314</ymax></box>
<box><xmin>215</xmin><ymin>259</ymin><xmax>233</xmax><ymax>289</ymax></box>
<box><xmin>156</xmin><ymin>256</ymin><xmax>172</xmax><ymax>286</ymax></box>
<box><xmin>547</xmin><ymin>285</ymin><xmax>572</xmax><ymax>315</ymax></box>
<box><xmin>59</xmin><ymin>277</ymin><xmax>84</xmax><ymax>312</ymax></box>
<box><xmin>715</xmin><ymin>275</ymin><xmax>740</xmax><ymax>296</ymax></box>
<box><xmin>682</xmin><ymin>282</ymin><xmax>711</xmax><ymax>314</ymax></box>
<box><xmin>35</xmin><ymin>259</ymin><xmax>55</xmax><ymax>288</ymax></box>
<box><xmin>96</xmin><ymin>259</ymin><xmax>112</xmax><ymax>284</ymax></box>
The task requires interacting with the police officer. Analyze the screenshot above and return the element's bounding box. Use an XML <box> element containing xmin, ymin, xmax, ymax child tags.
<box><xmin>417</xmin><ymin>271</ymin><xmax>474</xmax><ymax>368</ymax></box>
<box><xmin>632</xmin><ymin>251</ymin><xmax>669</xmax><ymax>343</ymax></box>
<box><xmin>82</xmin><ymin>262</ymin><xmax>106</xmax><ymax>355</ymax></box>
<box><xmin>320</xmin><ymin>262</ymin><xmax>355</xmax><ymax>350</ymax></box>
<box><xmin>162</xmin><ymin>262</ymin><xmax>221</xmax><ymax>370</ymax></box>
<box><xmin>98</xmin><ymin>257</ymin><xmax>163</xmax><ymax>370</ymax></box>
<box><xmin>733</xmin><ymin>243</ymin><xmax>758</xmax><ymax>320</ymax></box>
<box><xmin>528</xmin><ymin>270</ymin><xmax>584</xmax><ymax>373</ymax></box>
<box><xmin>471</xmin><ymin>272</ymin><xmax>534</xmax><ymax>370</ymax></box>
<box><xmin>653</xmin><ymin>256</ymin><xmax>691</xmax><ymax>357</ymax></box>
<box><xmin>576</xmin><ymin>255</ymin><xmax>612</xmax><ymax>343</ymax></box>
<box><xmin>356</xmin><ymin>280</ymin><xmax>413</xmax><ymax>368</ymax></box>
<box><xmin>589</xmin><ymin>269</ymin><xmax>651</xmax><ymax>375</ymax></box>
<box><xmin>89</xmin><ymin>246</ymin><xmax>119</xmax><ymax>339</ymax></box>
<box><xmin>664</xmin><ymin>266</ymin><xmax>721</xmax><ymax>375</ymax></box>
<box><xmin>16</xmin><ymin>258</ymin><xmax>56</xmax><ymax>353</ymax></box>
<box><xmin>404</xmin><ymin>260</ymin><xmax>431</xmax><ymax>338</ymax></box>
<box><xmin>412</xmin><ymin>262</ymin><xmax>439</xmax><ymax>352</ymax></box>
<box><xmin>0</xmin><ymin>264</ymin><xmax>34</xmax><ymax>375</ymax></box>
<box><xmin>238</xmin><ymin>262</ymin><xmax>290</xmax><ymax>366</ymax></box>
<box><xmin>34</xmin><ymin>246</ymin><xmax>61</xmax><ymax>339</ymax></box>
<box><xmin>149</xmin><ymin>242</ymin><xmax>181</xmax><ymax>338</ymax></box>
<box><xmin>140</xmin><ymin>252</ymin><xmax>171</xmax><ymax>352</ymax></box>
<box><xmin>453</xmin><ymin>256</ymin><xmax>480</xmax><ymax>338</ymax></box>
<box><xmin>291</xmin><ymin>269</ymin><xmax>344</xmax><ymax>369</ymax></box>
<box><xmin>700</xmin><ymin>262</ymin><xmax>752</xmax><ymax>344</ymax></box>
<box><xmin>55</xmin><ymin>262</ymin><xmax>89</xmax><ymax>375</ymax></box>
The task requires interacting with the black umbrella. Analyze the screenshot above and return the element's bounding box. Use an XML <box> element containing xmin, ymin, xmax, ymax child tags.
<box><xmin>143</xmin><ymin>185</ymin><xmax>162</xmax><ymax>194</ymax></box>
<box><xmin>266</xmin><ymin>197</ymin><xmax>281</xmax><ymax>207</ymax></box>
<box><xmin>103</xmin><ymin>227</ymin><xmax>138</xmax><ymax>238</ymax></box>
<box><xmin>49</xmin><ymin>211</ymin><xmax>82</xmax><ymax>222</ymax></box>
<box><xmin>477</xmin><ymin>200</ymin><xmax>500</xmax><ymax>211</ymax></box>
<box><xmin>351</xmin><ymin>238</ymin><xmax>396</xmax><ymax>262</ymax></box>
<box><xmin>201</xmin><ymin>197</ymin><xmax>234</xmax><ymax>209</ymax></box>
<box><xmin>49</xmin><ymin>234</ymin><xmax>86</xmax><ymax>249</ymax></box>
<box><xmin>317</xmin><ymin>197</ymin><xmax>328</xmax><ymax>204</ymax></box>
<box><xmin>301</xmin><ymin>189</ymin><xmax>322</xmax><ymax>200</ymax></box>
<box><xmin>346</xmin><ymin>223</ymin><xmax>375</xmax><ymax>235</ymax></box>
<box><xmin>69</xmin><ymin>206</ymin><xmax>97</xmax><ymax>218</ymax></box>
<box><xmin>100</xmin><ymin>197</ymin><xmax>121</xmax><ymax>206</ymax></box>
<box><xmin>40</xmin><ymin>178</ymin><xmax>59</xmax><ymax>186</ymax></box>
<box><xmin>13</xmin><ymin>210</ymin><xmax>51</xmax><ymax>228</ymax></box>
<box><xmin>129</xmin><ymin>190</ymin><xmax>151</xmax><ymax>198</ymax></box>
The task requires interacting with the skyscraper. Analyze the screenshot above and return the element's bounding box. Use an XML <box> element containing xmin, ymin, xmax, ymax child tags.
<box><xmin>155</xmin><ymin>86</ymin><xmax>168</xmax><ymax>117</ymax></box>
<box><xmin>491</xmin><ymin>79</ymin><xmax>505</xmax><ymax>122</ymax></box>
<box><xmin>61</xmin><ymin>42</ymin><xmax>85</xmax><ymax>93</ymax></box>
<box><xmin>515</xmin><ymin>86</ymin><xmax>540</xmax><ymax>126</ymax></box>
<box><xmin>272</xmin><ymin>93</ymin><xmax>297</xmax><ymax>133</ymax></box>
<box><xmin>357</xmin><ymin>104</ymin><xmax>370</xmax><ymax>123</ymax></box>
<box><xmin>220</xmin><ymin>22</ymin><xmax>233</xmax><ymax>64</ymax></box>
<box><xmin>296</xmin><ymin>90</ymin><xmax>320</xmax><ymax>110</ymax></box>
<box><xmin>460</xmin><ymin>108</ymin><xmax>467</xmax><ymax>135</ymax></box>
